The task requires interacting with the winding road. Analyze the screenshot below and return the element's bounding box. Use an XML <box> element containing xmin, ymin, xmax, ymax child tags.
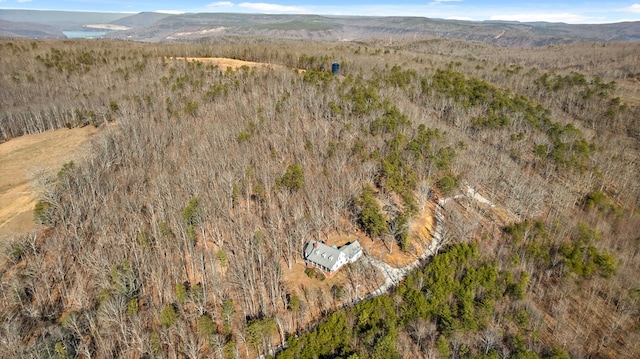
<box><xmin>266</xmin><ymin>187</ymin><xmax>493</xmax><ymax>358</ymax></box>
<box><xmin>364</xmin><ymin>186</ymin><xmax>492</xmax><ymax>298</ymax></box>
<box><xmin>363</xmin><ymin>197</ymin><xmax>446</xmax><ymax>298</ymax></box>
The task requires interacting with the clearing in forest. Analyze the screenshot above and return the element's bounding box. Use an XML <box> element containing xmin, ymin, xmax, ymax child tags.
<box><xmin>281</xmin><ymin>201</ymin><xmax>437</xmax><ymax>303</ymax></box>
<box><xmin>0</xmin><ymin>126</ymin><xmax>99</xmax><ymax>240</ymax></box>
<box><xmin>168</xmin><ymin>57</ymin><xmax>303</xmax><ymax>72</ymax></box>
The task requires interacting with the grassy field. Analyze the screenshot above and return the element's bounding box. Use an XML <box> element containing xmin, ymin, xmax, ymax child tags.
<box><xmin>0</xmin><ymin>126</ymin><xmax>99</xmax><ymax>239</ymax></box>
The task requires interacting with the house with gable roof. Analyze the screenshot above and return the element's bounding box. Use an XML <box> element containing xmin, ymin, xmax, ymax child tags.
<box><xmin>303</xmin><ymin>240</ymin><xmax>363</xmax><ymax>277</ymax></box>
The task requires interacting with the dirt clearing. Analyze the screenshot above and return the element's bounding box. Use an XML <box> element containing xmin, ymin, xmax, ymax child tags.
<box><xmin>169</xmin><ymin>57</ymin><xmax>303</xmax><ymax>72</ymax></box>
<box><xmin>172</xmin><ymin>57</ymin><xmax>266</xmax><ymax>70</ymax></box>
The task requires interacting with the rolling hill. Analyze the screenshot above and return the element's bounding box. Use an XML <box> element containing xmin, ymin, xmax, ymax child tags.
<box><xmin>1</xmin><ymin>9</ymin><xmax>639</xmax><ymax>46</ymax></box>
<box><xmin>0</xmin><ymin>9</ymin><xmax>130</xmax><ymax>31</ymax></box>
<box><xmin>0</xmin><ymin>19</ymin><xmax>65</xmax><ymax>38</ymax></box>
<box><xmin>101</xmin><ymin>13</ymin><xmax>640</xmax><ymax>45</ymax></box>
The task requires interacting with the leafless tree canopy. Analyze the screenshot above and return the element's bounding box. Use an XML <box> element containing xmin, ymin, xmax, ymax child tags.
<box><xmin>0</xmin><ymin>38</ymin><xmax>639</xmax><ymax>358</ymax></box>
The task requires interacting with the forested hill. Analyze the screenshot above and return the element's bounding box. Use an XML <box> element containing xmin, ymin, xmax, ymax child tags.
<box><xmin>1</xmin><ymin>9</ymin><xmax>640</xmax><ymax>46</ymax></box>
<box><xmin>0</xmin><ymin>19</ymin><xmax>65</xmax><ymax>38</ymax></box>
<box><xmin>0</xmin><ymin>38</ymin><xmax>639</xmax><ymax>358</ymax></box>
<box><xmin>109</xmin><ymin>14</ymin><xmax>640</xmax><ymax>46</ymax></box>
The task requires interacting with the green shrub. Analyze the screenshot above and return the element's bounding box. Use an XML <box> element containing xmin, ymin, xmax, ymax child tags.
<box><xmin>582</xmin><ymin>190</ymin><xmax>618</xmax><ymax>214</ymax></box>
<box><xmin>197</xmin><ymin>314</ymin><xmax>217</xmax><ymax>338</ymax></box>
<box><xmin>437</xmin><ymin>175</ymin><xmax>457</xmax><ymax>195</ymax></box>
<box><xmin>33</xmin><ymin>200</ymin><xmax>53</xmax><ymax>226</ymax></box>
<box><xmin>287</xmin><ymin>294</ymin><xmax>300</xmax><ymax>312</ymax></box>
<box><xmin>237</xmin><ymin>131</ymin><xmax>252</xmax><ymax>143</ymax></box>
<box><xmin>358</xmin><ymin>185</ymin><xmax>387</xmax><ymax>238</ymax></box>
<box><xmin>277</xmin><ymin>164</ymin><xmax>304</xmax><ymax>191</ymax></box>
<box><xmin>560</xmin><ymin>223</ymin><xmax>616</xmax><ymax>278</ymax></box>
<box><xmin>304</xmin><ymin>267</ymin><xmax>315</xmax><ymax>278</ymax></box>
<box><xmin>436</xmin><ymin>336</ymin><xmax>450</xmax><ymax>358</ymax></box>
<box><xmin>150</xmin><ymin>331</ymin><xmax>161</xmax><ymax>354</ymax></box>
<box><xmin>182</xmin><ymin>197</ymin><xmax>201</xmax><ymax>226</ymax></box>
<box><xmin>109</xmin><ymin>100</ymin><xmax>119</xmax><ymax>113</ymax></box>
<box><xmin>160</xmin><ymin>304</ymin><xmax>178</xmax><ymax>327</ymax></box>
<box><xmin>252</xmin><ymin>183</ymin><xmax>267</xmax><ymax>202</ymax></box>
<box><xmin>175</xmin><ymin>282</ymin><xmax>187</xmax><ymax>304</ymax></box>
<box><xmin>217</xmin><ymin>249</ymin><xmax>228</xmax><ymax>267</ymax></box>
<box><xmin>127</xmin><ymin>298</ymin><xmax>139</xmax><ymax>315</ymax></box>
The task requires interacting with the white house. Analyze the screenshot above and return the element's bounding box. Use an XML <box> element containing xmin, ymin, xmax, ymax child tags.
<box><xmin>303</xmin><ymin>240</ymin><xmax>363</xmax><ymax>277</ymax></box>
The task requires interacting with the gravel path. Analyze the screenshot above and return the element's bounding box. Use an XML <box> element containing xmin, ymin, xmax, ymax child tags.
<box><xmin>267</xmin><ymin>191</ymin><xmax>490</xmax><ymax>357</ymax></box>
<box><xmin>364</xmin><ymin>187</ymin><xmax>493</xmax><ymax>297</ymax></box>
<box><xmin>364</xmin><ymin>198</ymin><xmax>447</xmax><ymax>298</ymax></box>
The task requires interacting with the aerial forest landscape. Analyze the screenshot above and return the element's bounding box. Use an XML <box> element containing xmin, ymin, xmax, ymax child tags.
<box><xmin>0</xmin><ymin>9</ymin><xmax>639</xmax><ymax>359</ymax></box>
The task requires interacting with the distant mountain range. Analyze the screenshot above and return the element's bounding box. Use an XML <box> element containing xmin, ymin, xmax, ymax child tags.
<box><xmin>1</xmin><ymin>9</ymin><xmax>639</xmax><ymax>46</ymax></box>
<box><xmin>0</xmin><ymin>18</ymin><xmax>65</xmax><ymax>38</ymax></box>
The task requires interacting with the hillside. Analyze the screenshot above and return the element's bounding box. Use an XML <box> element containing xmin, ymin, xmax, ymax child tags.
<box><xmin>0</xmin><ymin>19</ymin><xmax>65</xmax><ymax>38</ymax></box>
<box><xmin>1</xmin><ymin>9</ymin><xmax>639</xmax><ymax>46</ymax></box>
<box><xmin>0</xmin><ymin>9</ymin><xmax>130</xmax><ymax>31</ymax></box>
<box><xmin>110</xmin><ymin>12</ymin><xmax>172</xmax><ymax>28</ymax></box>
<box><xmin>0</xmin><ymin>38</ymin><xmax>639</xmax><ymax>358</ymax></box>
<box><xmin>106</xmin><ymin>14</ymin><xmax>640</xmax><ymax>45</ymax></box>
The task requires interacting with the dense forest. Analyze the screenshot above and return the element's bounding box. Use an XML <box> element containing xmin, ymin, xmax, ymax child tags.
<box><xmin>0</xmin><ymin>37</ymin><xmax>639</xmax><ymax>358</ymax></box>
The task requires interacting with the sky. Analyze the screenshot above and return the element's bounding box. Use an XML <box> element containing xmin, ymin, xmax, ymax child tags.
<box><xmin>1</xmin><ymin>0</ymin><xmax>640</xmax><ymax>24</ymax></box>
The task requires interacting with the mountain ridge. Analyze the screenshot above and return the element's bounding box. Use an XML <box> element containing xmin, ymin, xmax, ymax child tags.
<box><xmin>0</xmin><ymin>9</ymin><xmax>639</xmax><ymax>46</ymax></box>
<box><xmin>0</xmin><ymin>19</ymin><xmax>65</xmax><ymax>38</ymax></box>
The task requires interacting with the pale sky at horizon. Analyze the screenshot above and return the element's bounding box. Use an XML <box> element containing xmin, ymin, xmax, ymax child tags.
<box><xmin>1</xmin><ymin>0</ymin><xmax>640</xmax><ymax>24</ymax></box>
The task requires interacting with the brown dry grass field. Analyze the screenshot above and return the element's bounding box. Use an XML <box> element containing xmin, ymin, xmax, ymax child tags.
<box><xmin>169</xmin><ymin>57</ymin><xmax>303</xmax><ymax>72</ymax></box>
<box><xmin>0</xmin><ymin>126</ymin><xmax>99</xmax><ymax>241</ymax></box>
